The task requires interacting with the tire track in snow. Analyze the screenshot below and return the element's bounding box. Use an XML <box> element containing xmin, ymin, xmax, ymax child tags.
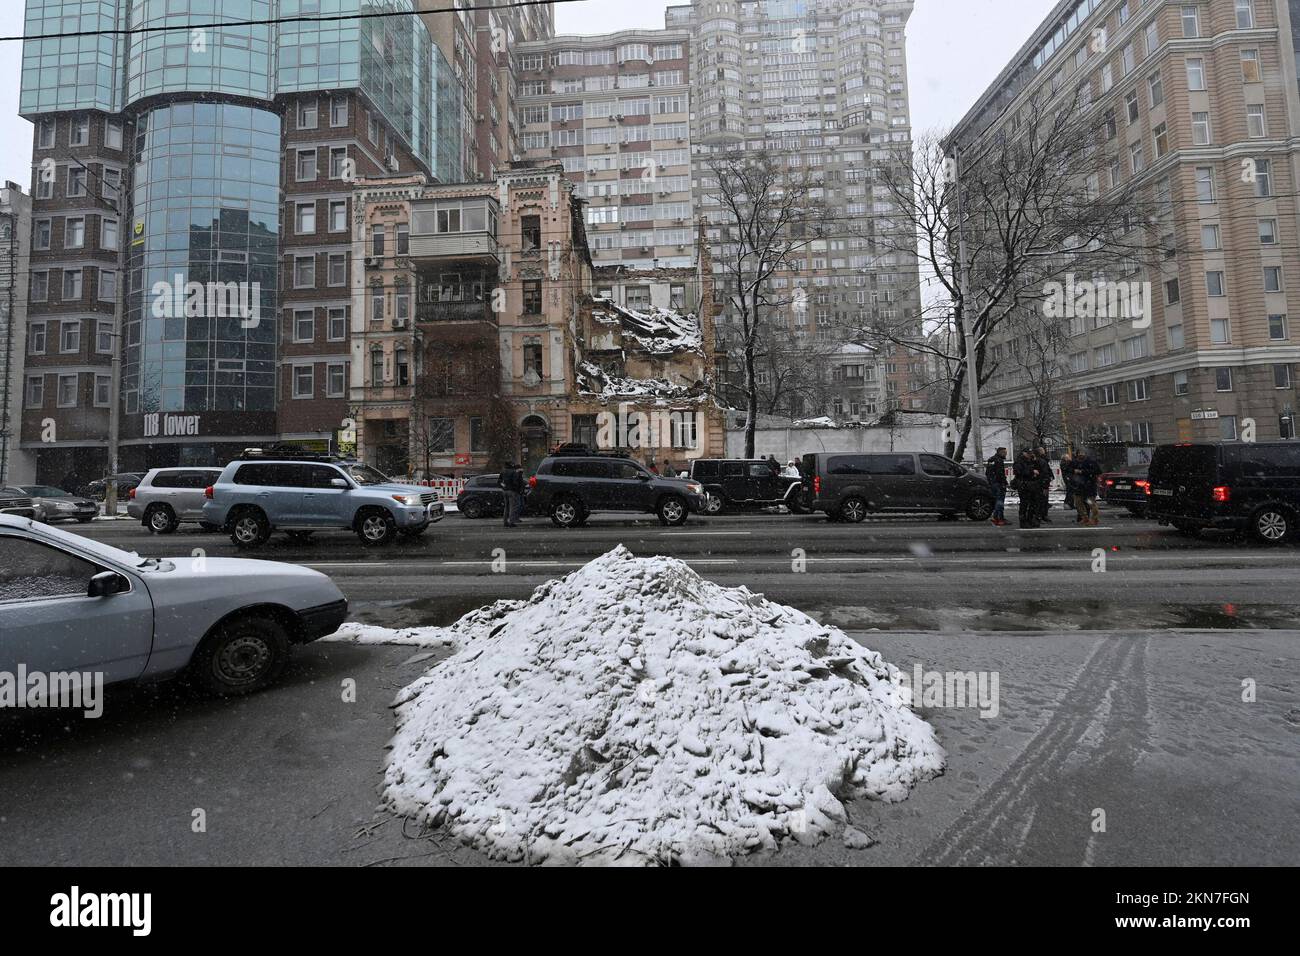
<box><xmin>917</xmin><ymin>634</ymin><xmax>1149</xmax><ymax>865</ymax></box>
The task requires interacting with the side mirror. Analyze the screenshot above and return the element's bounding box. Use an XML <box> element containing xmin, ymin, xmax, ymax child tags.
<box><xmin>88</xmin><ymin>571</ymin><xmax>129</xmax><ymax>598</ymax></box>
<box><xmin>330</xmin><ymin>478</ymin><xmax>349</xmax><ymax>489</ymax></box>
<box><xmin>637</xmin><ymin>473</ymin><xmax>652</xmax><ymax>481</ymax></box>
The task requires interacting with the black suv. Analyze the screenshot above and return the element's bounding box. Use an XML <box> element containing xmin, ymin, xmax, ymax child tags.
<box><xmin>455</xmin><ymin>473</ymin><xmax>535</xmax><ymax>520</ymax></box>
<box><xmin>1147</xmin><ymin>441</ymin><xmax>1300</xmax><ymax>544</ymax></box>
<box><xmin>527</xmin><ymin>448</ymin><xmax>708</xmax><ymax>527</ymax></box>
<box><xmin>689</xmin><ymin>459</ymin><xmax>808</xmax><ymax>515</ymax></box>
<box><xmin>801</xmin><ymin>451</ymin><xmax>994</xmax><ymax>522</ymax></box>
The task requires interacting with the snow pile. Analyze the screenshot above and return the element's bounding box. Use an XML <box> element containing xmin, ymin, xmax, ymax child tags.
<box><xmin>576</xmin><ymin>360</ymin><xmax>707</xmax><ymax>402</ymax></box>
<box><xmin>382</xmin><ymin>546</ymin><xmax>944</xmax><ymax>865</ymax></box>
<box><xmin>591</xmin><ymin>297</ymin><xmax>702</xmax><ymax>355</ymax></box>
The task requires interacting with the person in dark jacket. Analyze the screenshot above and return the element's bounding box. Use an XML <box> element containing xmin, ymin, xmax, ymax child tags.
<box><xmin>1034</xmin><ymin>446</ymin><xmax>1054</xmax><ymax>522</ymax></box>
<box><xmin>497</xmin><ymin>464</ymin><xmax>526</xmax><ymax>527</ymax></box>
<box><xmin>1059</xmin><ymin>452</ymin><xmax>1076</xmax><ymax>513</ymax></box>
<box><xmin>985</xmin><ymin>447</ymin><xmax>1009</xmax><ymax>526</ymax></box>
<box><xmin>1071</xmin><ymin>449</ymin><xmax>1102</xmax><ymax>525</ymax></box>
<box><xmin>1013</xmin><ymin>449</ymin><xmax>1044</xmax><ymax>529</ymax></box>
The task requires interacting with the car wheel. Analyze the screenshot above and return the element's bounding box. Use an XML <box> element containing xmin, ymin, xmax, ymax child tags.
<box><xmin>704</xmin><ymin>491</ymin><xmax>725</xmax><ymax>515</ymax></box>
<box><xmin>965</xmin><ymin>494</ymin><xmax>994</xmax><ymax>521</ymax></box>
<box><xmin>1250</xmin><ymin>507</ymin><xmax>1292</xmax><ymax>545</ymax></box>
<box><xmin>786</xmin><ymin>493</ymin><xmax>810</xmax><ymax>515</ymax></box>
<box><xmin>285</xmin><ymin>530</ymin><xmax>315</xmax><ymax>542</ymax></box>
<box><xmin>550</xmin><ymin>497</ymin><xmax>584</xmax><ymax>528</ymax></box>
<box><xmin>356</xmin><ymin>508</ymin><xmax>398</xmax><ymax>546</ymax></box>
<box><xmin>229</xmin><ymin>509</ymin><xmax>271</xmax><ymax>549</ymax></box>
<box><xmin>839</xmin><ymin>497</ymin><xmax>868</xmax><ymax>523</ymax></box>
<box><xmin>460</xmin><ymin>498</ymin><xmax>484</xmax><ymax>519</ymax></box>
<box><xmin>145</xmin><ymin>504</ymin><xmax>179</xmax><ymax>534</ymax></box>
<box><xmin>76</xmin><ymin>516</ymin><xmax>94</xmax><ymax>523</ymax></box>
<box><xmin>188</xmin><ymin>613</ymin><xmax>290</xmax><ymax>696</ymax></box>
<box><xmin>658</xmin><ymin>494</ymin><xmax>689</xmax><ymax>526</ymax></box>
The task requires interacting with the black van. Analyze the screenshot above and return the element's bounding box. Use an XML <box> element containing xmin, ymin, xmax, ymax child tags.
<box><xmin>1147</xmin><ymin>441</ymin><xmax>1300</xmax><ymax>544</ymax></box>
<box><xmin>801</xmin><ymin>451</ymin><xmax>994</xmax><ymax>522</ymax></box>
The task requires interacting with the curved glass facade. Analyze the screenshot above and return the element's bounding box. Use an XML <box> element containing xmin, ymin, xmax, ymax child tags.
<box><xmin>122</xmin><ymin>103</ymin><xmax>280</xmax><ymax>416</ymax></box>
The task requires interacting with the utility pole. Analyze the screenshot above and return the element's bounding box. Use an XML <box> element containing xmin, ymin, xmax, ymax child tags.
<box><xmin>951</xmin><ymin>146</ymin><xmax>984</xmax><ymax>464</ymax></box>
<box><xmin>0</xmin><ymin>210</ymin><xmax>14</xmax><ymax>485</ymax></box>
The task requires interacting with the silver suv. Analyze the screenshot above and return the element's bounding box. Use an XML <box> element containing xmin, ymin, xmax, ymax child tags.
<box><xmin>130</xmin><ymin>467</ymin><xmax>225</xmax><ymax>534</ymax></box>
<box><xmin>202</xmin><ymin>452</ymin><xmax>444</xmax><ymax>548</ymax></box>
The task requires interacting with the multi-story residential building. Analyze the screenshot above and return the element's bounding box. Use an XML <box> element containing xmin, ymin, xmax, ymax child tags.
<box><xmin>663</xmin><ymin>0</ymin><xmax>926</xmax><ymax>419</ymax></box>
<box><xmin>350</xmin><ymin>163</ymin><xmax>724</xmax><ymax>476</ymax></box>
<box><xmin>17</xmin><ymin>0</ymin><xmax>460</xmax><ymax>481</ymax></box>
<box><xmin>515</xmin><ymin>29</ymin><xmax>696</xmax><ymax>270</ymax></box>
<box><xmin>955</xmin><ymin>0</ymin><xmax>1300</xmax><ymax>448</ymax></box>
<box><xmin>1</xmin><ymin>183</ymin><xmax>33</xmax><ymax>485</ymax></box>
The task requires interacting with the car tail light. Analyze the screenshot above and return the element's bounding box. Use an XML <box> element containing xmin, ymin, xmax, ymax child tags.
<box><xmin>204</xmin><ymin>485</ymin><xmax>214</xmax><ymax>499</ymax></box>
<box><xmin>1105</xmin><ymin>478</ymin><xmax>1115</xmax><ymax>487</ymax></box>
<box><xmin>128</xmin><ymin>487</ymin><xmax>136</xmax><ymax>499</ymax></box>
<box><xmin>814</xmin><ymin>476</ymin><xmax>821</xmax><ymax>495</ymax></box>
<box><xmin>1212</xmin><ymin>485</ymin><xmax>1231</xmax><ymax>503</ymax></box>
<box><xmin>1135</xmin><ymin>480</ymin><xmax>1150</xmax><ymax>496</ymax></box>
<box><xmin>528</xmin><ymin>475</ymin><xmax>537</xmax><ymax>488</ymax></box>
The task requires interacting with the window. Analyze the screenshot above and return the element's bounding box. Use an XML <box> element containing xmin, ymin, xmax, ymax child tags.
<box><xmin>30</xmin><ymin>272</ymin><xmax>48</xmax><ymax>302</ymax></box>
<box><xmin>1153</xmin><ymin>123</ymin><xmax>1169</xmax><ymax>157</ymax></box>
<box><xmin>1220</xmin><ymin>416</ymin><xmax>1239</xmax><ymax>442</ymax></box>
<box><xmin>1100</xmin><ymin>384</ymin><xmax>1120</xmax><ymax>406</ymax></box>
<box><xmin>1095</xmin><ymin>344</ymin><xmax>1117</xmax><ymax>367</ymax></box>
<box><xmin>1211</xmin><ymin>318</ymin><xmax>1231</xmax><ymax>343</ymax></box>
<box><xmin>1259</xmin><ymin>219</ymin><xmax>1277</xmax><ymax>245</ymax></box>
<box><xmin>293</xmin><ymin>255</ymin><xmax>314</xmax><ymax>288</ymax></box>
<box><xmin>1164</xmin><ymin>277</ymin><xmax>1180</xmax><ymax>304</ymax></box>
<box><xmin>1173</xmin><ymin>370</ymin><xmax>1190</xmax><ymax>395</ymax></box>
<box><xmin>1268</xmin><ymin>314</ymin><xmax>1288</xmax><ymax>340</ymax></box>
<box><xmin>1145</xmin><ymin>20</ymin><xmax>1159</xmax><ymax>54</ymax></box>
<box><xmin>370</xmin><ymin>289</ymin><xmax>384</xmax><ymax>322</ymax></box>
<box><xmin>1125</xmin><ymin>90</ymin><xmax>1139</xmax><ymax>124</ymax></box>
<box><xmin>1168</xmin><ymin>324</ymin><xmax>1185</xmax><ymax>349</ymax></box>
<box><xmin>62</xmin><ymin>270</ymin><xmax>82</xmax><ymax>303</ymax></box>
<box><xmin>395</xmin><ymin>348</ymin><xmax>408</xmax><ymax>387</ymax></box>
<box><xmin>98</xmin><ymin>268</ymin><xmax>116</xmax><ymax>302</ymax></box>
<box><xmin>28</xmin><ymin>322</ymin><xmax>46</xmax><ymax>355</ymax></box>
<box><xmin>1131</xmin><ymin>422</ymin><xmax>1154</xmax><ymax>445</ymax></box>
<box><xmin>295</xmin><ymin>148</ymin><xmax>317</xmax><ymax>181</ymax></box>
<box><xmin>1181</xmin><ymin>5</ymin><xmax>1199</xmax><ymax>37</ymax></box>
<box><xmin>32</xmin><ymin>219</ymin><xmax>51</xmax><ymax>250</ymax></box>
<box><xmin>100</xmin><ymin>217</ymin><xmax>118</xmax><ymax>250</ymax></box>
<box><xmin>330</xmin><ymin>97</ymin><xmax>348</xmax><ymax>127</ymax></box>
<box><xmin>1191</xmin><ymin>112</ymin><xmax>1211</xmax><ymax>145</ymax></box>
<box><xmin>293</xmin><ymin>309</ymin><xmax>314</xmax><ymax>342</ymax></box>
<box><xmin>523</xmin><ymin>336</ymin><xmax>543</xmax><ymax>377</ymax></box>
<box><xmin>67</xmin><ymin>167</ymin><xmax>87</xmax><ymax>198</ymax></box>
<box><xmin>329</xmin><ymin>199</ymin><xmax>346</xmax><ymax>233</ymax></box>
<box><xmin>371</xmin><ymin>226</ymin><xmax>385</xmax><ymax>257</ymax></box>
<box><xmin>1205</xmin><ymin>271</ymin><xmax>1225</xmax><ymax>297</ymax></box>
<box><xmin>295</xmin><ymin>201</ymin><xmax>315</xmax><ymax>235</ymax></box>
<box><xmin>1129</xmin><ymin>142</ymin><xmax>1144</xmax><ymax>174</ymax></box>
<box><xmin>1254</xmin><ymin>158</ymin><xmax>1272</xmax><ymax>197</ymax></box>
<box><xmin>1186</xmin><ymin>58</ymin><xmax>1205</xmax><ymax>91</ymax></box>
<box><xmin>69</xmin><ymin>115</ymin><xmax>89</xmax><ymax>146</ymax></box>
<box><xmin>102</xmin><ymin>167</ymin><xmax>120</xmax><ymax>203</ymax></box>
<box><xmin>57</xmin><ymin>373</ymin><xmax>77</xmax><ymax>407</ymax></box>
<box><xmin>329</xmin><ymin>147</ymin><xmax>349</xmax><ymax>179</ymax></box>
<box><xmin>297</xmin><ymin>99</ymin><xmax>318</xmax><ymax>129</ymax></box>
<box><xmin>1148</xmin><ymin>72</ymin><xmax>1163</xmax><ymax>108</ymax></box>
<box><xmin>1246</xmin><ymin>105</ymin><xmax>1266</xmax><ymax>138</ymax></box>
<box><xmin>36</xmin><ymin>118</ymin><xmax>54</xmax><ymax>149</ymax></box>
<box><xmin>1215</xmin><ymin>368</ymin><xmax>1233</xmax><ymax>392</ymax></box>
<box><xmin>1128</xmin><ymin>378</ymin><xmax>1150</xmax><ymax>402</ymax></box>
<box><xmin>328</xmin><ymin>307</ymin><xmax>347</xmax><ymax>341</ymax></box>
<box><xmin>293</xmin><ymin>365</ymin><xmax>313</xmax><ymax>398</ymax></box>
<box><xmin>1124</xmin><ymin>335</ymin><xmax>1149</xmax><ymax>360</ymax></box>
<box><xmin>64</xmin><ymin>216</ymin><xmax>85</xmax><ymax>249</ymax></box>
<box><xmin>396</xmin><ymin>224</ymin><xmax>409</xmax><ymax>255</ymax></box>
<box><xmin>94</xmin><ymin>374</ymin><xmax>110</xmax><ymax>408</ymax></box>
<box><xmin>1264</xmin><ymin>266</ymin><xmax>1283</xmax><ymax>293</ymax></box>
<box><xmin>24</xmin><ymin>373</ymin><xmax>54</xmax><ymax>416</ymax></box>
<box><xmin>1241</xmin><ymin>49</ymin><xmax>1260</xmax><ymax>83</ymax></box>
<box><xmin>1201</xmin><ymin>224</ymin><xmax>1221</xmax><ymax>250</ymax></box>
<box><xmin>370</xmin><ymin>349</ymin><xmax>384</xmax><ymax>385</ymax></box>
<box><xmin>1274</xmin><ymin>365</ymin><xmax>1292</xmax><ymax>389</ymax></box>
<box><xmin>326</xmin><ymin>363</ymin><xmax>346</xmax><ymax>398</ymax></box>
<box><xmin>522</xmin><ymin>280</ymin><xmax>542</xmax><ymax>315</ymax></box>
<box><xmin>96</xmin><ymin>320</ymin><xmax>113</xmax><ymax>353</ymax></box>
<box><xmin>1235</xmin><ymin>0</ymin><xmax>1254</xmax><ymax>29</ymax></box>
<box><xmin>1194</xmin><ymin>166</ymin><xmax>1215</xmax><ymax>203</ymax></box>
<box><xmin>327</xmin><ymin>253</ymin><xmax>346</xmax><ymax>287</ymax></box>
<box><xmin>104</xmin><ymin>119</ymin><xmax>122</xmax><ymax>150</ymax></box>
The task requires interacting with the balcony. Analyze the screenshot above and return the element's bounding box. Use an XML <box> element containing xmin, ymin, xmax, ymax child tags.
<box><xmin>417</xmin><ymin>300</ymin><xmax>498</xmax><ymax>325</ymax></box>
<box><xmin>409</xmin><ymin>197</ymin><xmax>501</xmax><ymax>264</ymax></box>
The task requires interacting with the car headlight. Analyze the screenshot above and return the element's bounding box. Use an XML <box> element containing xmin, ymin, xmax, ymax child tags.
<box><xmin>391</xmin><ymin>494</ymin><xmax>422</xmax><ymax>506</ymax></box>
<box><xmin>56</xmin><ymin>501</ymin><xmax>77</xmax><ymax>510</ymax></box>
<box><xmin>688</xmin><ymin>482</ymin><xmax>704</xmax><ymax>494</ymax></box>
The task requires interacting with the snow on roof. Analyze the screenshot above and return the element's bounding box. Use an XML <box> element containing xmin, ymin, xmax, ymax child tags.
<box><xmin>790</xmin><ymin>416</ymin><xmax>840</xmax><ymax>429</ymax></box>
<box><xmin>380</xmin><ymin>546</ymin><xmax>944</xmax><ymax>865</ymax></box>
<box><xmin>576</xmin><ymin>360</ymin><xmax>707</xmax><ymax>403</ymax></box>
<box><xmin>590</xmin><ymin>296</ymin><xmax>702</xmax><ymax>356</ymax></box>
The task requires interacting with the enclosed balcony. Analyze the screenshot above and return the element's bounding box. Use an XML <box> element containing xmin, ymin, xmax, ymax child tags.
<box><xmin>408</xmin><ymin>196</ymin><xmax>501</xmax><ymax>263</ymax></box>
<box><xmin>415</xmin><ymin>264</ymin><xmax>498</xmax><ymax>326</ymax></box>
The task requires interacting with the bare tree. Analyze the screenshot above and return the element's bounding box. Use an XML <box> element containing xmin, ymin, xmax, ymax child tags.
<box><xmin>703</xmin><ymin>150</ymin><xmax>826</xmax><ymax>456</ymax></box>
<box><xmin>860</xmin><ymin>88</ymin><xmax>1162</xmax><ymax>461</ymax></box>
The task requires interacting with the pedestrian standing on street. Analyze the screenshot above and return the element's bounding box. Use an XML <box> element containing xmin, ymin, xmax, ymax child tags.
<box><xmin>1013</xmin><ymin>449</ymin><xmax>1043</xmax><ymax>529</ymax></box>
<box><xmin>1060</xmin><ymin>452</ymin><xmax>1076</xmax><ymax>514</ymax></box>
<box><xmin>1072</xmin><ymin>449</ymin><xmax>1102</xmax><ymax>526</ymax></box>
<box><xmin>498</xmin><ymin>463</ymin><xmax>525</xmax><ymax>527</ymax></box>
<box><xmin>1035</xmin><ymin>446</ymin><xmax>1054</xmax><ymax>523</ymax></box>
<box><xmin>985</xmin><ymin>446</ymin><xmax>1009</xmax><ymax>526</ymax></box>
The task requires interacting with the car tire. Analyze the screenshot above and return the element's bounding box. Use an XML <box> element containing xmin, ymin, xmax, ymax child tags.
<box><xmin>356</xmin><ymin>508</ymin><xmax>398</xmax><ymax>546</ymax></box>
<box><xmin>76</xmin><ymin>516</ymin><xmax>94</xmax><ymax>523</ymax></box>
<box><xmin>285</xmin><ymin>530</ymin><xmax>315</xmax><ymax>542</ymax></box>
<box><xmin>1249</xmin><ymin>506</ymin><xmax>1292</xmax><ymax>546</ymax></box>
<box><xmin>658</xmin><ymin>494</ymin><xmax>689</xmax><ymax>526</ymax></box>
<box><xmin>786</xmin><ymin>493</ymin><xmax>810</xmax><ymax>515</ymax></box>
<box><xmin>965</xmin><ymin>494</ymin><xmax>994</xmax><ymax>522</ymax></box>
<box><xmin>460</xmin><ymin>498</ymin><xmax>484</xmax><ymax>519</ymax></box>
<box><xmin>839</xmin><ymin>497</ymin><xmax>868</xmax><ymax>523</ymax></box>
<box><xmin>550</xmin><ymin>496</ymin><xmax>584</xmax><ymax>528</ymax></box>
<box><xmin>704</xmin><ymin>491</ymin><xmax>725</xmax><ymax>515</ymax></box>
<box><xmin>228</xmin><ymin>508</ymin><xmax>271</xmax><ymax>548</ymax></box>
<box><xmin>188</xmin><ymin>613</ymin><xmax>290</xmax><ymax>697</ymax></box>
<box><xmin>145</xmin><ymin>504</ymin><xmax>179</xmax><ymax>535</ymax></box>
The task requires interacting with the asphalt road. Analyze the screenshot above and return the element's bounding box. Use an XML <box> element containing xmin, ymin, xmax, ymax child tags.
<box><xmin>2</xmin><ymin>505</ymin><xmax>1297</xmax><ymax>866</ymax></box>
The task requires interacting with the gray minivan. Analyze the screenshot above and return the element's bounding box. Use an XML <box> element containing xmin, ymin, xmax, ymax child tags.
<box><xmin>802</xmin><ymin>451</ymin><xmax>994</xmax><ymax>522</ymax></box>
<box><xmin>129</xmin><ymin>467</ymin><xmax>225</xmax><ymax>534</ymax></box>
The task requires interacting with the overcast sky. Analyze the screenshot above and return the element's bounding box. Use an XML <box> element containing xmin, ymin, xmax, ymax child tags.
<box><xmin>0</xmin><ymin>0</ymin><xmax>1059</xmax><ymax>191</ymax></box>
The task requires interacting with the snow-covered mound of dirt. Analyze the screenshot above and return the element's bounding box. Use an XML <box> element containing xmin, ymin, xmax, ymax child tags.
<box><xmin>382</xmin><ymin>546</ymin><xmax>944</xmax><ymax>865</ymax></box>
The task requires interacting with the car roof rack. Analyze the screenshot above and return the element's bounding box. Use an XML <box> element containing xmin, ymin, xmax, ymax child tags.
<box><xmin>237</xmin><ymin>445</ymin><xmax>356</xmax><ymax>463</ymax></box>
<box><xmin>547</xmin><ymin>443</ymin><xmax>634</xmax><ymax>460</ymax></box>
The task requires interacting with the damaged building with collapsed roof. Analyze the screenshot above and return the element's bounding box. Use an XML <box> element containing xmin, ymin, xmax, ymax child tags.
<box><xmin>347</xmin><ymin>163</ymin><xmax>724</xmax><ymax>476</ymax></box>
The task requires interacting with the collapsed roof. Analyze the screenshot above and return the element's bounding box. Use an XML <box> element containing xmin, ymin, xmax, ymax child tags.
<box><xmin>589</xmin><ymin>297</ymin><xmax>703</xmax><ymax>356</ymax></box>
<box><xmin>576</xmin><ymin>361</ymin><xmax>709</xmax><ymax>403</ymax></box>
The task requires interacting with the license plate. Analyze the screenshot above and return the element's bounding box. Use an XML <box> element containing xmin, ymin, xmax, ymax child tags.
<box><xmin>1153</xmin><ymin>488</ymin><xmax>1173</xmax><ymax>496</ymax></box>
<box><xmin>1114</xmin><ymin>483</ymin><xmax>1131</xmax><ymax>490</ymax></box>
